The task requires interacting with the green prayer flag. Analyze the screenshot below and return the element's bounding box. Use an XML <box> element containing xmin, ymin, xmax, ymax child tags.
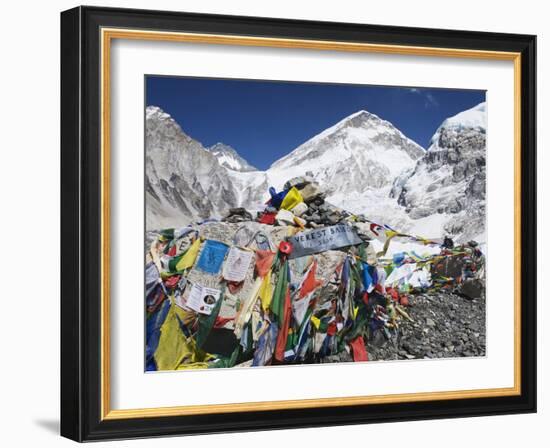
<box><xmin>271</xmin><ymin>260</ymin><xmax>288</xmax><ymax>326</ymax></box>
<box><xmin>209</xmin><ymin>345</ymin><xmax>241</xmax><ymax>369</ymax></box>
<box><xmin>158</xmin><ymin>228</ymin><xmax>175</xmax><ymax>241</ymax></box>
<box><xmin>168</xmin><ymin>250</ymin><xmax>186</xmax><ymax>273</ymax></box>
<box><xmin>195</xmin><ymin>284</ymin><xmax>225</xmax><ymax>348</ymax></box>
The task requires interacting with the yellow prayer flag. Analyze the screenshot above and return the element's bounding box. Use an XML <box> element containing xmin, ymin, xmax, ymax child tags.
<box><xmin>154</xmin><ymin>304</ymin><xmax>195</xmax><ymax>370</ymax></box>
<box><xmin>280</xmin><ymin>187</ymin><xmax>303</xmax><ymax>211</ymax></box>
<box><xmin>311</xmin><ymin>315</ymin><xmax>321</xmax><ymax>330</ymax></box>
<box><xmin>175</xmin><ymin>238</ymin><xmax>201</xmax><ymax>271</ymax></box>
<box><xmin>234</xmin><ymin>277</ymin><xmax>263</xmax><ymax>339</ymax></box>
<box><xmin>385</xmin><ymin>230</ymin><xmax>398</xmax><ymax>239</ymax></box>
<box><xmin>259</xmin><ymin>270</ymin><xmax>273</xmax><ymax>311</ymax></box>
<box><xmin>176</xmin><ymin>362</ymin><xmax>211</xmax><ymax>370</ymax></box>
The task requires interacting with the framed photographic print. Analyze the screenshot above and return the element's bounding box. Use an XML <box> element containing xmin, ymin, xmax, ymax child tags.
<box><xmin>60</xmin><ymin>6</ymin><xmax>537</xmax><ymax>441</ymax></box>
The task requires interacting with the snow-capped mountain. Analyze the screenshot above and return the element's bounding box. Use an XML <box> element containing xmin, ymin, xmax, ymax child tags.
<box><xmin>208</xmin><ymin>142</ymin><xmax>258</xmax><ymax>172</ymax></box>
<box><xmin>145</xmin><ymin>106</ymin><xmax>267</xmax><ymax>230</ymax></box>
<box><xmin>391</xmin><ymin>102</ymin><xmax>487</xmax><ymax>241</ymax></box>
<box><xmin>145</xmin><ymin>103</ymin><xmax>487</xmax><ymax>243</ymax></box>
<box><xmin>266</xmin><ymin>110</ymin><xmax>426</xmax><ymax>231</ymax></box>
<box><xmin>268</xmin><ymin>110</ymin><xmax>424</xmax><ymax>193</ymax></box>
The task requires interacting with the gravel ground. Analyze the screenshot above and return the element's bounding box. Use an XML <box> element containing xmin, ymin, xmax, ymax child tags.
<box><xmin>367</xmin><ymin>291</ymin><xmax>486</xmax><ymax>361</ymax></box>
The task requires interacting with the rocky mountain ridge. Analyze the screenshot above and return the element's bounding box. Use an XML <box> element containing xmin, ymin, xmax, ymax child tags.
<box><xmin>145</xmin><ymin>103</ymin><xmax>486</xmax><ymax>242</ymax></box>
<box><xmin>390</xmin><ymin>102</ymin><xmax>486</xmax><ymax>241</ymax></box>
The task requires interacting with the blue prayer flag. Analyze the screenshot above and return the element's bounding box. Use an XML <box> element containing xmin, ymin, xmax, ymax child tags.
<box><xmin>196</xmin><ymin>240</ymin><xmax>229</xmax><ymax>274</ymax></box>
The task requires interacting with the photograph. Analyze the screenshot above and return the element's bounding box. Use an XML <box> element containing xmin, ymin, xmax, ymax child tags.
<box><xmin>56</xmin><ymin>5</ymin><xmax>537</xmax><ymax>441</ymax></box>
<box><xmin>144</xmin><ymin>77</ymin><xmax>487</xmax><ymax>371</ymax></box>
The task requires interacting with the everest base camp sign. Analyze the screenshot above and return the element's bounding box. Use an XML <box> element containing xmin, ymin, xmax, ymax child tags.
<box><xmin>288</xmin><ymin>224</ymin><xmax>363</xmax><ymax>259</ymax></box>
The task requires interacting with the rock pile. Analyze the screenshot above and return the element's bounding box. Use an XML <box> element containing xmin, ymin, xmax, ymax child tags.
<box><xmin>145</xmin><ymin>175</ymin><xmax>486</xmax><ymax>371</ymax></box>
<box><xmin>251</xmin><ymin>174</ymin><xmax>357</xmax><ymax>229</ymax></box>
<box><xmin>367</xmin><ymin>291</ymin><xmax>486</xmax><ymax>361</ymax></box>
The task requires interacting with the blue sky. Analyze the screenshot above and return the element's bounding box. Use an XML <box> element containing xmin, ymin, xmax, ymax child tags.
<box><xmin>146</xmin><ymin>76</ymin><xmax>485</xmax><ymax>170</ymax></box>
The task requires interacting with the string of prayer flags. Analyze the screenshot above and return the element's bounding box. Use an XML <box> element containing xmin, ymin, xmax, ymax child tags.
<box><xmin>146</xmin><ymin>173</ymin><xmax>485</xmax><ymax>372</ymax></box>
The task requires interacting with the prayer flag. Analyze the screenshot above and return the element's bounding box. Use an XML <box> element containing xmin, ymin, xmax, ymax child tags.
<box><xmin>299</xmin><ymin>260</ymin><xmax>322</xmax><ymax>298</ymax></box>
<box><xmin>196</xmin><ymin>240</ymin><xmax>229</xmax><ymax>274</ymax></box>
<box><xmin>175</xmin><ymin>238</ymin><xmax>201</xmax><ymax>272</ymax></box>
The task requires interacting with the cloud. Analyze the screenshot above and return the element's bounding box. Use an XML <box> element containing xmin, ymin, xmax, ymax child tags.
<box><xmin>423</xmin><ymin>92</ymin><xmax>439</xmax><ymax>108</ymax></box>
<box><xmin>406</xmin><ymin>87</ymin><xmax>439</xmax><ymax>108</ymax></box>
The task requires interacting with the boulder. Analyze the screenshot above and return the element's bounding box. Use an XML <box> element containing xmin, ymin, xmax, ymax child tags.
<box><xmin>223</xmin><ymin>207</ymin><xmax>253</xmax><ymax>223</ymax></box>
<box><xmin>300</xmin><ymin>182</ymin><xmax>324</xmax><ymax>203</ymax></box>
<box><xmin>275</xmin><ymin>209</ymin><xmax>295</xmax><ymax>226</ymax></box>
<box><xmin>459</xmin><ymin>278</ymin><xmax>483</xmax><ymax>300</ymax></box>
<box><xmin>284</xmin><ymin>175</ymin><xmax>314</xmax><ymax>190</ymax></box>
<box><xmin>291</xmin><ymin>202</ymin><xmax>308</xmax><ymax>217</ymax></box>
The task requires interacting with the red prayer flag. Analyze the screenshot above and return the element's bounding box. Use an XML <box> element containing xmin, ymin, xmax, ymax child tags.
<box><xmin>370</xmin><ymin>223</ymin><xmax>381</xmax><ymax>236</ymax></box>
<box><xmin>274</xmin><ymin>288</ymin><xmax>292</xmax><ymax>362</ymax></box>
<box><xmin>255</xmin><ymin>250</ymin><xmax>276</xmax><ymax>278</ymax></box>
<box><xmin>387</xmin><ymin>287</ymin><xmax>399</xmax><ymax>302</ymax></box>
<box><xmin>349</xmin><ymin>336</ymin><xmax>368</xmax><ymax>362</ymax></box>
<box><xmin>213</xmin><ymin>316</ymin><xmax>235</xmax><ymax>328</ymax></box>
<box><xmin>258</xmin><ymin>212</ymin><xmax>277</xmax><ymax>225</ymax></box>
<box><xmin>327</xmin><ymin>322</ymin><xmax>337</xmax><ymax>336</ymax></box>
<box><xmin>299</xmin><ymin>260</ymin><xmax>322</xmax><ymax>298</ymax></box>
<box><xmin>164</xmin><ymin>275</ymin><xmax>181</xmax><ymax>289</ymax></box>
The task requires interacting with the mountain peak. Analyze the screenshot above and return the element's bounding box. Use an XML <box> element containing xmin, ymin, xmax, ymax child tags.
<box><xmin>207</xmin><ymin>142</ymin><xmax>258</xmax><ymax>172</ymax></box>
<box><xmin>146</xmin><ymin>105</ymin><xmax>171</xmax><ymax>121</ymax></box>
<box><xmin>441</xmin><ymin>102</ymin><xmax>486</xmax><ymax>131</ymax></box>
<box><xmin>345</xmin><ymin>109</ymin><xmax>377</xmax><ymax>120</ymax></box>
<box><xmin>334</xmin><ymin>109</ymin><xmax>381</xmax><ymax>127</ymax></box>
<box><xmin>209</xmin><ymin>142</ymin><xmax>236</xmax><ymax>154</ymax></box>
<box><xmin>429</xmin><ymin>101</ymin><xmax>486</xmax><ymax>150</ymax></box>
<box><xmin>295</xmin><ymin>109</ymin><xmax>381</xmax><ymax>149</ymax></box>
<box><xmin>270</xmin><ymin>108</ymin><xmax>424</xmax><ymax>173</ymax></box>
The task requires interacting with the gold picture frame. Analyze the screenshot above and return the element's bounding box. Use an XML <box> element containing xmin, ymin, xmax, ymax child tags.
<box><xmin>61</xmin><ymin>6</ymin><xmax>536</xmax><ymax>441</ymax></box>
